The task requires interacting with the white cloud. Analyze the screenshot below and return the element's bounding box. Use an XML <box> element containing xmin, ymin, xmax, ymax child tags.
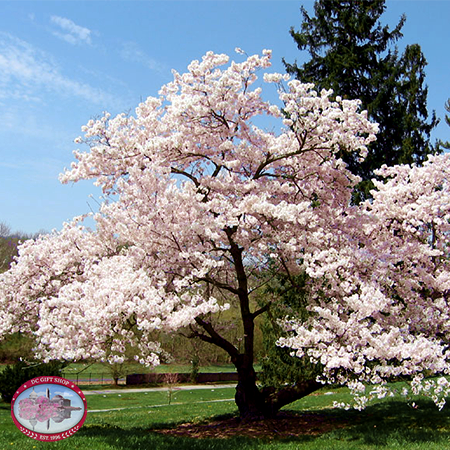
<box><xmin>120</xmin><ymin>41</ymin><xmax>167</xmax><ymax>75</ymax></box>
<box><xmin>50</xmin><ymin>15</ymin><xmax>92</xmax><ymax>46</ymax></box>
<box><xmin>54</xmin><ymin>390</ymin><xmax>75</xmax><ymax>397</ymax></box>
<box><xmin>33</xmin><ymin>390</ymin><xmax>48</xmax><ymax>396</ymax></box>
<box><xmin>0</xmin><ymin>32</ymin><xmax>115</xmax><ymax>106</ymax></box>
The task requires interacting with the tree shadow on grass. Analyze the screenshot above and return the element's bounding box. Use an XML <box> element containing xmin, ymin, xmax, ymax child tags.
<box><xmin>70</xmin><ymin>399</ymin><xmax>450</xmax><ymax>449</ymax></box>
<box><xmin>327</xmin><ymin>398</ymin><xmax>450</xmax><ymax>447</ymax></box>
<box><xmin>78</xmin><ymin>410</ymin><xmax>347</xmax><ymax>448</ymax></box>
<box><xmin>5</xmin><ymin>395</ymin><xmax>450</xmax><ymax>448</ymax></box>
<box><xmin>78</xmin><ymin>424</ymin><xmax>266</xmax><ymax>450</ymax></box>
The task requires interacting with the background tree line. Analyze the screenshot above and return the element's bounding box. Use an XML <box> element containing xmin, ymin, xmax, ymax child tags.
<box><xmin>0</xmin><ymin>222</ymin><xmax>46</xmax><ymax>274</ymax></box>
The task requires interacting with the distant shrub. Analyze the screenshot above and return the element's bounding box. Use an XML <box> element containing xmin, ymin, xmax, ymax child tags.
<box><xmin>0</xmin><ymin>333</ymin><xmax>34</xmax><ymax>362</ymax></box>
<box><xmin>0</xmin><ymin>360</ymin><xmax>67</xmax><ymax>403</ymax></box>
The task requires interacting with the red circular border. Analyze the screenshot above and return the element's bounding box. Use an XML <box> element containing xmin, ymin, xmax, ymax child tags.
<box><xmin>11</xmin><ymin>376</ymin><xmax>87</xmax><ymax>441</ymax></box>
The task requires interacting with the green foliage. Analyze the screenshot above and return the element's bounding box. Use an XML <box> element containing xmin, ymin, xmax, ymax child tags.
<box><xmin>0</xmin><ymin>359</ymin><xmax>67</xmax><ymax>403</ymax></box>
<box><xmin>436</xmin><ymin>98</ymin><xmax>450</xmax><ymax>151</ymax></box>
<box><xmin>284</xmin><ymin>0</ymin><xmax>439</xmax><ymax>202</ymax></box>
<box><xmin>444</xmin><ymin>99</ymin><xmax>450</xmax><ymax>129</ymax></box>
<box><xmin>0</xmin><ymin>333</ymin><xmax>34</xmax><ymax>363</ymax></box>
<box><xmin>190</xmin><ymin>354</ymin><xmax>200</xmax><ymax>383</ymax></box>
<box><xmin>259</xmin><ymin>271</ymin><xmax>322</xmax><ymax>389</ymax></box>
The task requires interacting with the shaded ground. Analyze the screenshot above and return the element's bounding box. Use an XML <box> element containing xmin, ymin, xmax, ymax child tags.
<box><xmin>156</xmin><ymin>411</ymin><xmax>350</xmax><ymax>440</ymax></box>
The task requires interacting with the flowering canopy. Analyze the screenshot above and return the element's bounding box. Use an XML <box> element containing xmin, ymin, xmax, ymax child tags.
<box><xmin>0</xmin><ymin>49</ymin><xmax>448</xmax><ymax>410</ymax></box>
<box><xmin>280</xmin><ymin>153</ymin><xmax>450</xmax><ymax>408</ymax></box>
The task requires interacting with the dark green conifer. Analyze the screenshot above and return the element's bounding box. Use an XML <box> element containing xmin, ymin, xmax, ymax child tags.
<box><xmin>284</xmin><ymin>0</ymin><xmax>439</xmax><ymax>202</ymax></box>
<box><xmin>436</xmin><ymin>99</ymin><xmax>450</xmax><ymax>151</ymax></box>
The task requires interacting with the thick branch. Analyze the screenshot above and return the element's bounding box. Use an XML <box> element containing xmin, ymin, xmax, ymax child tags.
<box><xmin>252</xmin><ymin>302</ymin><xmax>271</xmax><ymax>320</ymax></box>
<box><xmin>224</xmin><ymin>226</ymin><xmax>254</xmax><ymax>363</ymax></box>
<box><xmin>263</xmin><ymin>379</ymin><xmax>322</xmax><ymax>414</ymax></box>
<box><xmin>171</xmin><ymin>167</ymin><xmax>200</xmax><ymax>187</ymax></box>
<box><xmin>194</xmin><ymin>317</ymin><xmax>240</xmax><ymax>361</ymax></box>
<box><xmin>197</xmin><ymin>276</ymin><xmax>240</xmax><ymax>296</ymax></box>
<box><xmin>224</xmin><ymin>227</ymin><xmax>249</xmax><ymax>307</ymax></box>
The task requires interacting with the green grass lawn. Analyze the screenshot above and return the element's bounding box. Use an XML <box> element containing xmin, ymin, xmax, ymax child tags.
<box><xmin>61</xmin><ymin>362</ymin><xmax>241</xmax><ymax>375</ymax></box>
<box><xmin>0</xmin><ymin>362</ymin><xmax>241</xmax><ymax>374</ymax></box>
<box><xmin>2</xmin><ymin>383</ymin><xmax>450</xmax><ymax>449</ymax></box>
<box><xmin>60</xmin><ymin>362</ymin><xmax>243</xmax><ymax>385</ymax></box>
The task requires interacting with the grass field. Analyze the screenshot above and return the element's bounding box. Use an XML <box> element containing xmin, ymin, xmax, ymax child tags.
<box><xmin>61</xmin><ymin>362</ymin><xmax>244</xmax><ymax>385</ymax></box>
<box><xmin>62</xmin><ymin>362</ymin><xmax>241</xmax><ymax>375</ymax></box>
<box><xmin>2</xmin><ymin>382</ymin><xmax>450</xmax><ymax>450</ymax></box>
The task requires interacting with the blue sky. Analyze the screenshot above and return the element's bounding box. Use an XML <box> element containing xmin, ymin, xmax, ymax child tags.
<box><xmin>1</xmin><ymin>1</ymin><xmax>450</xmax><ymax>235</ymax></box>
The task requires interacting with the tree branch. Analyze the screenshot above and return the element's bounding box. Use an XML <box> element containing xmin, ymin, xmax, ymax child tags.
<box><xmin>252</xmin><ymin>302</ymin><xmax>271</xmax><ymax>320</ymax></box>
<box><xmin>194</xmin><ymin>317</ymin><xmax>240</xmax><ymax>360</ymax></box>
<box><xmin>264</xmin><ymin>379</ymin><xmax>322</xmax><ymax>414</ymax></box>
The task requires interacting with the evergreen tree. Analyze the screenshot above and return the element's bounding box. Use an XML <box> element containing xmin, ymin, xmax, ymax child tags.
<box><xmin>284</xmin><ymin>0</ymin><xmax>439</xmax><ymax>202</ymax></box>
<box><xmin>436</xmin><ymin>99</ymin><xmax>450</xmax><ymax>151</ymax></box>
<box><xmin>258</xmin><ymin>271</ymin><xmax>322</xmax><ymax>390</ymax></box>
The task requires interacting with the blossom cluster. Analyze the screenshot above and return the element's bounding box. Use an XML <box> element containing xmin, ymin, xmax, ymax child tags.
<box><xmin>0</xmin><ymin>50</ymin><xmax>375</xmax><ymax>366</ymax></box>
<box><xmin>19</xmin><ymin>396</ymin><xmax>60</xmax><ymax>422</ymax></box>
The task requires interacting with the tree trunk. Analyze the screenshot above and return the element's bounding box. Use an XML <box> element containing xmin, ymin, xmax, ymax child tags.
<box><xmin>262</xmin><ymin>379</ymin><xmax>323</xmax><ymax>415</ymax></box>
<box><xmin>234</xmin><ymin>363</ymin><xmax>267</xmax><ymax>420</ymax></box>
<box><xmin>234</xmin><ymin>357</ymin><xmax>322</xmax><ymax>420</ymax></box>
<box><xmin>195</xmin><ymin>227</ymin><xmax>323</xmax><ymax>420</ymax></box>
<box><xmin>193</xmin><ymin>319</ymin><xmax>322</xmax><ymax>419</ymax></box>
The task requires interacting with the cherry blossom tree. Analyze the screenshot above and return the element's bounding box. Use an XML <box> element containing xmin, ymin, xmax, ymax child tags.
<box><xmin>0</xmin><ymin>49</ymin><xmax>448</xmax><ymax>419</ymax></box>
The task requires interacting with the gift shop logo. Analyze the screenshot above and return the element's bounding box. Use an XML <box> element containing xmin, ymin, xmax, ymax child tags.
<box><xmin>11</xmin><ymin>376</ymin><xmax>87</xmax><ymax>441</ymax></box>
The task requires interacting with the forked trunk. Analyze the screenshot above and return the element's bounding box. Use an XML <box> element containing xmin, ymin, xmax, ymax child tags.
<box><xmin>234</xmin><ymin>362</ymin><xmax>322</xmax><ymax>420</ymax></box>
<box><xmin>198</xmin><ymin>227</ymin><xmax>323</xmax><ymax>419</ymax></box>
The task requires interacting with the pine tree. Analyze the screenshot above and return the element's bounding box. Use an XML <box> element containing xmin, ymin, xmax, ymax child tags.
<box><xmin>436</xmin><ymin>99</ymin><xmax>450</xmax><ymax>151</ymax></box>
<box><xmin>258</xmin><ymin>271</ymin><xmax>322</xmax><ymax>391</ymax></box>
<box><xmin>283</xmin><ymin>0</ymin><xmax>439</xmax><ymax>202</ymax></box>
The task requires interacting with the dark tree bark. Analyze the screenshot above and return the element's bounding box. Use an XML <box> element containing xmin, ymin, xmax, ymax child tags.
<box><xmin>190</xmin><ymin>226</ymin><xmax>323</xmax><ymax>420</ymax></box>
<box><xmin>194</xmin><ymin>313</ymin><xmax>322</xmax><ymax>420</ymax></box>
